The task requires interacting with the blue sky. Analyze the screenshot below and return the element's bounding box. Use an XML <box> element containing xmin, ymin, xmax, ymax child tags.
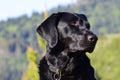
<box><xmin>0</xmin><ymin>0</ymin><xmax>77</xmax><ymax>21</ymax></box>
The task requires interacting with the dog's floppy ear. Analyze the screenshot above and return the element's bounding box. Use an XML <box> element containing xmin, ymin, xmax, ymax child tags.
<box><xmin>37</xmin><ymin>13</ymin><xmax>58</xmax><ymax>48</ymax></box>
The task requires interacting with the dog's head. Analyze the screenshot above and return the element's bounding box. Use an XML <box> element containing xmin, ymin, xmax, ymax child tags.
<box><xmin>37</xmin><ymin>12</ymin><xmax>98</xmax><ymax>53</ymax></box>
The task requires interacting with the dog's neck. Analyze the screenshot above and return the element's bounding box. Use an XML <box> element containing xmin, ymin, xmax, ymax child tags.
<box><xmin>46</xmin><ymin>48</ymin><xmax>87</xmax><ymax>80</ymax></box>
<box><xmin>46</xmin><ymin>40</ymin><xmax>86</xmax><ymax>66</ymax></box>
<box><xmin>46</xmin><ymin>40</ymin><xmax>87</xmax><ymax>75</ymax></box>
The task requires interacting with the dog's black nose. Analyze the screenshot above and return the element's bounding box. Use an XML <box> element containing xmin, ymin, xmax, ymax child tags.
<box><xmin>88</xmin><ymin>35</ymin><xmax>97</xmax><ymax>42</ymax></box>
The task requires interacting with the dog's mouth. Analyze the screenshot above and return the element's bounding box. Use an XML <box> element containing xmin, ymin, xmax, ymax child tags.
<box><xmin>85</xmin><ymin>44</ymin><xmax>96</xmax><ymax>53</ymax></box>
<box><xmin>68</xmin><ymin>43</ymin><xmax>96</xmax><ymax>53</ymax></box>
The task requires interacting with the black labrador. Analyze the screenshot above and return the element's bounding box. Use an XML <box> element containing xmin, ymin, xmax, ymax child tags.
<box><xmin>37</xmin><ymin>12</ymin><xmax>98</xmax><ymax>80</ymax></box>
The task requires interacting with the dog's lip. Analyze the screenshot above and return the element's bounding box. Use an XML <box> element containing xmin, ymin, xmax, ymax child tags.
<box><xmin>68</xmin><ymin>42</ymin><xmax>96</xmax><ymax>53</ymax></box>
<box><xmin>69</xmin><ymin>48</ymin><xmax>85</xmax><ymax>53</ymax></box>
<box><xmin>69</xmin><ymin>47</ymin><xmax>87</xmax><ymax>53</ymax></box>
<box><xmin>69</xmin><ymin>48</ymin><xmax>94</xmax><ymax>53</ymax></box>
<box><xmin>86</xmin><ymin>47</ymin><xmax>94</xmax><ymax>53</ymax></box>
<box><xmin>85</xmin><ymin>44</ymin><xmax>96</xmax><ymax>53</ymax></box>
<box><xmin>69</xmin><ymin>50</ymin><xmax>86</xmax><ymax>53</ymax></box>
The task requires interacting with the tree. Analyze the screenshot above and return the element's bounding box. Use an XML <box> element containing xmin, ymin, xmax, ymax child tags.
<box><xmin>22</xmin><ymin>47</ymin><xmax>39</xmax><ymax>80</ymax></box>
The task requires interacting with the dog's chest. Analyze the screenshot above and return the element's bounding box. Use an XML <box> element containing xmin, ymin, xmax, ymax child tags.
<box><xmin>64</xmin><ymin>54</ymin><xmax>88</xmax><ymax>73</ymax></box>
<box><xmin>65</xmin><ymin>57</ymin><xmax>75</xmax><ymax>72</ymax></box>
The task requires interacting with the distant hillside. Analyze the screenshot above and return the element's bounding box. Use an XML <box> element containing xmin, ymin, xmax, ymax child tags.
<box><xmin>0</xmin><ymin>0</ymin><xmax>120</xmax><ymax>79</ymax></box>
<box><xmin>50</xmin><ymin>0</ymin><xmax>120</xmax><ymax>35</ymax></box>
<box><xmin>88</xmin><ymin>34</ymin><xmax>120</xmax><ymax>80</ymax></box>
<box><xmin>0</xmin><ymin>0</ymin><xmax>120</xmax><ymax>54</ymax></box>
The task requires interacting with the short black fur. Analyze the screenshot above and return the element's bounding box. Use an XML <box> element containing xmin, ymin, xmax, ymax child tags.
<box><xmin>37</xmin><ymin>12</ymin><xmax>98</xmax><ymax>80</ymax></box>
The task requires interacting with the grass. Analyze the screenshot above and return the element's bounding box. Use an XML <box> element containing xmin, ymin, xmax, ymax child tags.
<box><xmin>87</xmin><ymin>34</ymin><xmax>120</xmax><ymax>80</ymax></box>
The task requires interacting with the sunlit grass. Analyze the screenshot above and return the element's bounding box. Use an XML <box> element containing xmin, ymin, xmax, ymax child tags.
<box><xmin>88</xmin><ymin>34</ymin><xmax>120</xmax><ymax>80</ymax></box>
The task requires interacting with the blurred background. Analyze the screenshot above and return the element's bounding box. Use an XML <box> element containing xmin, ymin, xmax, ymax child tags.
<box><xmin>0</xmin><ymin>0</ymin><xmax>120</xmax><ymax>80</ymax></box>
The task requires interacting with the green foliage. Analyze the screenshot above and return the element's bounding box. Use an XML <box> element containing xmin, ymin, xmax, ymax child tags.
<box><xmin>37</xmin><ymin>33</ymin><xmax>46</xmax><ymax>53</ymax></box>
<box><xmin>1</xmin><ymin>0</ymin><xmax>120</xmax><ymax>54</ymax></box>
<box><xmin>22</xmin><ymin>47</ymin><xmax>39</xmax><ymax>80</ymax></box>
<box><xmin>0</xmin><ymin>0</ymin><xmax>120</xmax><ymax>80</ymax></box>
<box><xmin>0</xmin><ymin>54</ymin><xmax>28</xmax><ymax>80</ymax></box>
<box><xmin>88</xmin><ymin>34</ymin><xmax>120</xmax><ymax>80</ymax></box>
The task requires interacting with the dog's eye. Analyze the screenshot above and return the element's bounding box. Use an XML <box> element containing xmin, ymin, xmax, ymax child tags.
<box><xmin>70</xmin><ymin>21</ymin><xmax>79</xmax><ymax>27</ymax></box>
